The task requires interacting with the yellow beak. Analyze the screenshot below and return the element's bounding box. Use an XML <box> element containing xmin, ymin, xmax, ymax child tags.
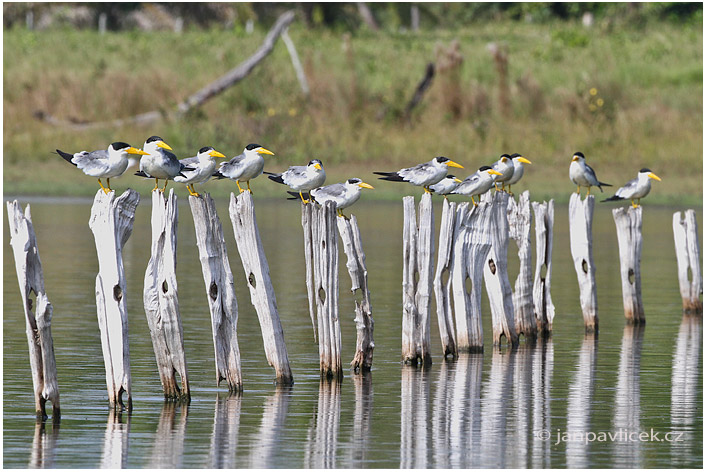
<box><xmin>572</xmin><ymin>156</ymin><xmax>579</xmax><ymax>162</ymax></box>
<box><xmin>454</xmin><ymin>178</ymin><xmax>463</xmax><ymax>183</ymax></box>
<box><xmin>257</xmin><ymin>147</ymin><xmax>275</xmax><ymax>156</ymax></box>
<box><xmin>517</xmin><ymin>157</ymin><xmax>532</xmax><ymax>164</ymax></box>
<box><xmin>488</xmin><ymin>169</ymin><xmax>503</xmax><ymax>176</ymax></box>
<box><xmin>648</xmin><ymin>172</ymin><xmax>662</xmax><ymax>181</ymax></box>
<box><xmin>157</xmin><ymin>141</ymin><xmax>173</xmax><ymax>151</ymax></box>
<box><xmin>314</xmin><ymin>163</ymin><xmax>322</xmax><ymax>170</ymax></box>
<box><xmin>358</xmin><ymin>182</ymin><xmax>374</xmax><ymax>189</ymax></box>
<box><xmin>446</xmin><ymin>160</ymin><xmax>464</xmax><ymax>169</ymax></box>
<box><xmin>209</xmin><ymin>150</ymin><xmax>226</xmax><ymax>158</ymax></box>
<box><xmin>127</xmin><ymin>147</ymin><xmax>150</xmax><ymax>156</ymax></box>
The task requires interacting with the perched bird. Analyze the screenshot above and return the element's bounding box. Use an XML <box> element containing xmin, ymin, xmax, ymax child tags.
<box><xmin>135</xmin><ymin>136</ymin><xmax>188</xmax><ymax>192</ymax></box>
<box><xmin>173</xmin><ymin>146</ymin><xmax>226</xmax><ymax>196</ymax></box>
<box><xmin>57</xmin><ymin>141</ymin><xmax>149</xmax><ymax>194</ymax></box>
<box><xmin>569</xmin><ymin>151</ymin><xmax>611</xmax><ymax>196</ymax></box>
<box><xmin>265</xmin><ymin>159</ymin><xmax>326</xmax><ymax>203</ymax></box>
<box><xmin>373</xmin><ymin>156</ymin><xmax>464</xmax><ymax>193</ymax></box>
<box><xmin>490</xmin><ymin>153</ymin><xmax>530</xmax><ymax>192</ymax></box>
<box><xmin>288</xmin><ymin>178</ymin><xmax>374</xmax><ymax>218</ymax></box>
<box><xmin>601</xmin><ymin>168</ymin><xmax>661</xmax><ymax>208</ymax></box>
<box><xmin>429</xmin><ymin>175</ymin><xmax>463</xmax><ymax>199</ymax></box>
<box><xmin>505</xmin><ymin>153</ymin><xmax>533</xmax><ymax>195</ymax></box>
<box><xmin>452</xmin><ymin>166</ymin><xmax>503</xmax><ymax>206</ymax></box>
<box><xmin>213</xmin><ymin>143</ymin><xmax>275</xmax><ymax>193</ymax></box>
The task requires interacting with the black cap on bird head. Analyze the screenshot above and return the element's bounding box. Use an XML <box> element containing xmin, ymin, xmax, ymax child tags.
<box><xmin>500</xmin><ymin>153</ymin><xmax>511</xmax><ymax>162</ymax></box>
<box><xmin>245</xmin><ymin>143</ymin><xmax>262</xmax><ymax>151</ymax></box>
<box><xmin>199</xmin><ymin>146</ymin><xmax>214</xmax><ymax>154</ymax></box>
<box><xmin>639</xmin><ymin>167</ymin><xmax>652</xmax><ymax>173</ymax></box>
<box><xmin>347</xmin><ymin>178</ymin><xmax>362</xmax><ymax>185</ymax></box>
<box><xmin>510</xmin><ymin>153</ymin><xmax>522</xmax><ymax>158</ymax></box>
<box><xmin>111</xmin><ymin>142</ymin><xmax>131</xmax><ymax>151</ymax></box>
<box><xmin>446</xmin><ymin>175</ymin><xmax>457</xmax><ymax>180</ymax></box>
<box><xmin>573</xmin><ymin>151</ymin><xmax>585</xmax><ymax>158</ymax></box>
<box><xmin>479</xmin><ymin>165</ymin><xmax>493</xmax><ymax>171</ymax></box>
<box><xmin>146</xmin><ymin>136</ymin><xmax>164</xmax><ymax>144</ymax></box>
<box><xmin>435</xmin><ymin>156</ymin><xmax>450</xmax><ymax>163</ymax></box>
<box><xmin>309</xmin><ymin>159</ymin><xmax>323</xmax><ymax>166</ymax></box>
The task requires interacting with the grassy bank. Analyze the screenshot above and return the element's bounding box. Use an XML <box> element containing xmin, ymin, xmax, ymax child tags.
<box><xmin>3</xmin><ymin>20</ymin><xmax>702</xmax><ymax>203</ymax></box>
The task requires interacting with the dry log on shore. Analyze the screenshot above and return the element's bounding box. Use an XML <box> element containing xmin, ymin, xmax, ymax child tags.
<box><xmin>568</xmin><ymin>193</ymin><xmax>598</xmax><ymax>332</ymax></box>
<box><xmin>612</xmin><ymin>206</ymin><xmax>645</xmax><ymax>324</ymax></box>
<box><xmin>672</xmin><ymin>210</ymin><xmax>702</xmax><ymax>314</ymax></box>
<box><xmin>7</xmin><ymin>200</ymin><xmax>61</xmax><ymax>420</ymax></box>
<box><xmin>229</xmin><ymin>191</ymin><xmax>293</xmax><ymax>385</ymax></box>
<box><xmin>189</xmin><ymin>194</ymin><xmax>242</xmax><ymax>391</ymax></box>
<box><xmin>143</xmin><ymin>189</ymin><xmax>190</xmax><ymax>401</ymax></box>
<box><xmin>532</xmin><ymin>200</ymin><xmax>555</xmax><ymax>334</ymax></box>
<box><xmin>433</xmin><ymin>198</ymin><xmax>458</xmax><ymax>358</ymax></box>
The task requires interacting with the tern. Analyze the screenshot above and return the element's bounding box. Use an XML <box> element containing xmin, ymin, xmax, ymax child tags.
<box><xmin>135</xmin><ymin>136</ymin><xmax>188</xmax><ymax>192</ymax></box>
<box><xmin>213</xmin><ymin>143</ymin><xmax>275</xmax><ymax>193</ymax></box>
<box><xmin>373</xmin><ymin>156</ymin><xmax>464</xmax><ymax>193</ymax></box>
<box><xmin>602</xmin><ymin>168</ymin><xmax>661</xmax><ymax>208</ymax></box>
<box><xmin>569</xmin><ymin>151</ymin><xmax>611</xmax><ymax>196</ymax></box>
<box><xmin>288</xmin><ymin>178</ymin><xmax>374</xmax><ymax>218</ymax></box>
<box><xmin>57</xmin><ymin>141</ymin><xmax>149</xmax><ymax>194</ymax></box>
<box><xmin>429</xmin><ymin>175</ymin><xmax>463</xmax><ymax>199</ymax></box>
<box><xmin>173</xmin><ymin>146</ymin><xmax>226</xmax><ymax>196</ymax></box>
<box><xmin>265</xmin><ymin>159</ymin><xmax>326</xmax><ymax>203</ymax></box>
<box><xmin>451</xmin><ymin>166</ymin><xmax>503</xmax><ymax>206</ymax></box>
<box><xmin>505</xmin><ymin>153</ymin><xmax>532</xmax><ymax>195</ymax></box>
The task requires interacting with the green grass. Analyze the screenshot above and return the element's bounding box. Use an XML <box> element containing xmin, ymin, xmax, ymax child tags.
<box><xmin>3</xmin><ymin>20</ymin><xmax>702</xmax><ymax>204</ymax></box>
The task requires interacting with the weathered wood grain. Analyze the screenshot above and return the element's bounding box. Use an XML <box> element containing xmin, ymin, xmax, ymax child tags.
<box><xmin>507</xmin><ymin>191</ymin><xmax>537</xmax><ymax>340</ymax></box>
<box><xmin>532</xmin><ymin>200</ymin><xmax>556</xmax><ymax>334</ymax></box>
<box><xmin>612</xmin><ymin>206</ymin><xmax>645</xmax><ymax>324</ymax></box>
<box><xmin>673</xmin><ymin>210</ymin><xmax>702</xmax><ymax>314</ymax></box>
<box><xmin>433</xmin><ymin>198</ymin><xmax>457</xmax><ymax>358</ymax></box>
<box><xmin>568</xmin><ymin>193</ymin><xmax>598</xmax><ymax>332</ymax></box>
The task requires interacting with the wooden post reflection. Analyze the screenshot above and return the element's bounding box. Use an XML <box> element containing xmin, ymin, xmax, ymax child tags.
<box><xmin>304</xmin><ymin>380</ymin><xmax>341</xmax><ymax>468</ymax></box>
<box><xmin>400</xmin><ymin>366</ymin><xmax>431</xmax><ymax>468</ymax></box>
<box><xmin>345</xmin><ymin>373</ymin><xmax>373</xmax><ymax>467</ymax></box>
<box><xmin>147</xmin><ymin>402</ymin><xmax>189</xmax><ymax>468</ymax></box>
<box><xmin>100</xmin><ymin>409</ymin><xmax>130</xmax><ymax>468</ymax></box>
<box><xmin>565</xmin><ymin>334</ymin><xmax>597</xmax><ymax>468</ymax></box>
<box><xmin>29</xmin><ymin>422</ymin><xmax>59</xmax><ymax>468</ymax></box>
<box><xmin>531</xmin><ymin>339</ymin><xmax>554</xmax><ymax>468</ymax></box>
<box><xmin>479</xmin><ymin>349</ymin><xmax>515</xmax><ymax>467</ymax></box>
<box><xmin>248</xmin><ymin>387</ymin><xmax>292</xmax><ymax>468</ymax></box>
<box><xmin>612</xmin><ymin>324</ymin><xmax>644</xmax><ymax>467</ymax></box>
<box><xmin>209</xmin><ymin>393</ymin><xmax>242</xmax><ymax>468</ymax></box>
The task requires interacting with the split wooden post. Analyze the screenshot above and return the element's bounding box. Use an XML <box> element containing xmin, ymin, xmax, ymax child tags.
<box><xmin>88</xmin><ymin>189</ymin><xmax>140</xmax><ymax>410</ymax></box>
<box><xmin>507</xmin><ymin>191</ymin><xmax>537</xmax><ymax>340</ymax></box>
<box><xmin>7</xmin><ymin>200</ymin><xmax>61</xmax><ymax>421</ymax></box>
<box><xmin>433</xmin><ymin>198</ymin><xmax>457</xmax><ymax>358</ymax></box>
<box><xmin>337</xmin><ymin>213</ymin><xmax>375</xmax><ymax>373</ymax></box>
<box><xmin>301</xmin><ymin>203</ymin><xmax>318</xmax><ymax>341</ymax></box>
<box><xmin>532</xmin><ymin>200</ymin><xmax>556</xmax><ymax>334</ymax></box>
<box><xmin>569</xmin><ymin>193</ymin><xmax>598</xmax><ymax>332</ymax></box>
<box><xmin>672</xmin><ymin>210</ymin><xmax>702</xmax><ymax>314</ymax></box>
<box><xmin>229</xmin><ymin>191</ymin><xmax>293</xmax><ymax>385</ymax></box>
<box><xmin>483</xmin><ymin>191</ymin><xmax>519</xmax><ymax>347</ymax></box>
<box><xmin>189</xmin><ymin>194</ymin><xmax>242</xmax><ymax>391</ymax></box>
<box><xmin>612</xmin><ymin>206</ymin><xmax>645</xmax><ymax>324</ymax></box>
<box><xmin>401</xmin><ymin>193</ymin><xmax>433</xmax><ymax>366</ymax></box>
<box><xmin>144</xmin><ymin>189</ymin><xmax>190</xmax><ymax>400</ymax></box>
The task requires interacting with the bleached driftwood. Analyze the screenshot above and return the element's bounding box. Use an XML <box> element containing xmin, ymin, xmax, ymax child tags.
<box><xmin>304</xmin><ymin>380</ymin><xmax>341</xmax><ymax>469</ymax></box>
<box><xmin>143</xmin><ymin>189</ymin><xmax>190</xmax><ymax>400</ymax></box>
<box><xmin>7</xmin><ymin>201</ymin><xmax>61</xmax><ymax>421</ymax></box>
<box><xmin>433</xmin><ymin>198</ymin><xmax>457</xmax><ymax>358</ymax></box>
<box><xmin>100</xmin><ymin>410</ymin><xmax>130</xmax><ymax>468</ymax></box>
<box><xmin>569</xmin><ymin>193</ymin><xmax>598</xmax><ymax>332</ymax></box>
<box><xmin>532</xmin><ymin>200</ymin><xmax>555</xmax><ymax>334</ymax></box>
<box><xmin>189</xmin><ymin>194</ymin><xmax>242</xmax><ymax>391</ymax></box>
<box><xmin>337</xmin><ymin>213</ymin><xmax>374</xmax><ymax>373</ymax></box>
<box><xmin>281</xmin><ymin>28</ymin><xmax>309</xmax><ymax>96</ymax></box>
<box><xmin>402</xmin><ymin>194</ymin><xmax>433</xmax><ymax>365</ymax></box>
<box><xmin>147</xmin><ymin>403</ymin><xmax>188</xmax><ymax>468</ymax></box>
<box><xmin>483</xmin><ymin>192</ymin><xmax>519</xmax><ymax>347</ymax></box>
<box><xmin>88</xmin><ymin>189</ymin><xmax>140</xmax><ymax>410</ymax></box>
<box><xmin>672</xmin><ymin>210</ymin><xmax>702</xmax><ymax>314</ymax></box>
<box><xmin>612</xmin><ymin>206</ymin><xmax>645</xmax><ymax>324</ymax></box>
<box><xmin>301</xmin><ymin>204</ymin><xmax>318</xmax><ymax>341</ymax></box>
<box><xmin>507</xmin><ymin>191</ymin><xmax>537</xmax><ymax>340</ymax></box>
<box><xmin>229</xmin><ymin>191</ymin><xmax>293</xmax><ymax>385</ymax></box>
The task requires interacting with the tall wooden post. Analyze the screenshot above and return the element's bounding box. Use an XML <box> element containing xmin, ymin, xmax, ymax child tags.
<box><xmin>569</xmin><ymin>193</ymin><xmax>598</xmax><ymax>332</ymax></box>
<box><xmin>229</xmin><ymin>191</ymin><xmax>293</xmax><ymax>385</ymax></box>
<box><xmin>89</xmin><ymin>189</ymin><xmax>140</xmax><ymax>410</ymax></box>
<box><xmin>7</xmin><ymin>200</ymin><xmax>61</xmax><ymax>420</ymax></box>
<box><xmin>433</xmin><ymin>198</ymin><xmax>457</xmax><ymax>358</ymax></box>
<box><xmin>532</xmin><ymin>200</ymin><xmax>555</xmax><ymax>334</ymax></box>
<box><xmin>144</xmin><ymin>190</ymin><xmax>190</xmax><ymax>400</ymax></box>
<box><xmin>189</xmin><ymin>194</ymin><xmax>242</xmax><ymax>391</ymax></box>
<box><xmin>301</xmin><ymin>203</ymin><xmax>318</xmax><ymax>341</ymax></box>
<box><xmin>508</xmin><ymin>191</ymin><xmax>537</xmax><ymax>340</ymax></box>
<box><xmin>612</xmin><ymin>206</ymin><xmax>645</xmax><ymax>324</ymax></box>
<box><xmin>673</xmin><ymin>210</ymin><xmax>702</xmax><ymax>314</ymax></box>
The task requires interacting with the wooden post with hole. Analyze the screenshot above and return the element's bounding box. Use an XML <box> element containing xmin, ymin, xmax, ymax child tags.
<box><xmin>7</xmin><ymin>200</ymin><xmax>61</xmax><ymax>421</ymax></box>
<box><xmin>612</xmin><ymin>206</ymin><xmax>645</xmax><ymax>324</ymax></box>
<box><xmin>229</xmin><ymin>191</ymin><xmax>293</xmax><ymax>385</ymax></box>
<box><xmin>673</xmin><ymin>210</ymin><xmax>702</xmax><ymax>314</ymax></box>
<box><xmin>189</xmin><ymin>193</ymin><xmax>242</xmax><ymax>391</ymax></box>
<box><xmin>144</xmin><ymin>189</ymin><xmax>190</xmax><ymax>401</ymax></box>
<box><xmin>507</xmin><ymin>191</ymin><xmax>537</xmax><ymax>340</ymax></box>
<box><xmin>89</xmin><ymin>189</ymin><xmax>140</xmax><ymax>410</ymax></box>
<box><xmin>532</xmin><ymin>200</ymin><xmax>556</xmax><ymax>334</ymax></box>
<box><xmin>569</xmin><ymin>193</ymin><xmax>598</xmax><ymax>332</ymax></box>
<box><xmin>433</xmin><ymin>198</ymin><xmax>457</xmax><ymax>358</ymax></box>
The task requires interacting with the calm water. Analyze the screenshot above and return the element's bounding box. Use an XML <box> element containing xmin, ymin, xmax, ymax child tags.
<box><xmin>3</xmin><ymin>194</ymin><xmax>703</xmax><ymax>468</ymax></box>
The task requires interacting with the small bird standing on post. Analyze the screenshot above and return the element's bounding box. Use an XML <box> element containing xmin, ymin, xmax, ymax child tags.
<box><xmin>213</xmin><ymin>143</ymin><xmax>275</xmax><ymax>193</ymax></box>
<box><xmin>265</xmin><ymin>159</ymin><xmax>326</xmax><ymax>203</ymax></box>
<box><xmin>173</xmin><ymin>146</ymin><xmax>226</xmax><ymax>196</ymax></box>
<box><xmin>452</xmin><ymin>166</ymin><xmax>503</xmax><ymax>205</ymax></box>
<box><xmin>569</xmin><ymin>151</ymin><xmax>611</xmax><ymax>196</ymax></box>
<box><xmin>373</xmin><ymin>156</ymin><xmax>464</xmax><ymax>193</ymax></box>
<box><xmin>505</xmin><ymin>153</ymin><xmax>532</xmax><ymax>195</ymax></box>
<box><xmin>602</xmin><ymin>168</ymin><xmax>662</xmax><ymax>208</ymax></box>
<box><xmin>135</xmin><ymin>136</ymin><xmax>189</xmax><ymax>193</ymax></box>
<box><xmin>429</xmin><ymin>175</ymin><xmax>463</xmax><ymax>199</ymax></box>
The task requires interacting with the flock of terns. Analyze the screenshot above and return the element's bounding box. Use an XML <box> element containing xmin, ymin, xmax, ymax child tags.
<box><xmin>58</xmin><ymin>136</ymin><xmax>662</xmax><ymax>214</ymax></box>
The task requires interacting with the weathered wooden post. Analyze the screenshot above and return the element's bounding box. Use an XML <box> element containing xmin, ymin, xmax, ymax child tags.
<box><xmin>88</xmin><ymin>190</ymin><xmax>140</xmax><ymax>410</ymax></box>
<box><xmin>673</xmin><ymin>210</ymin><xmax>702</xmax><ymax>314</ymax></box>
<box><xmin>189</xmin><ymin>194</ymin><xmax>242</xmax><ymax>391</ymax></box>
<box><xmin>433</xmin><ymin>198</ymin><xmax>457</xmax><ymax>358</ymax></box>
<box><xmin>229</xmin><ymin>191</ymin><xmax>293</xmax><ymax>385</ymax></box>
<box><xmin>337</xmin><ymin>213</ymin><xmax>375</xmax><ymax>373</ymax></box>
<box><xmin>569</xmin><ymin>193</ymin><xmax>598</xmax><ymax>332</ymax></box>
<box><xmin>532</xmin><ymin>200</ymin><xmax>555</xmax><ymax>334</ymax></box>
<box><xmin>484</xmin><ymin>191</ymin><xmax>519</xmax><ymax>347</ymax></box>
<box><xmin>507</xmin><ymin>191</ymin><xmax>537</xmax><ymax>340</ymax></box>
<box><xmin>612</xmin><ymin>206</ymin><xmax>645</xmax><ymax>324</ymax></box>
<box><xmin>401</xmin><ymin>193</ymin><xmax>433</xmax><ymax>365</ymax></box>
<box><xmin>144</xmin><ymin>189</ymin><xmax>190</xmax><ymax>400</ymax></box>
<box><xmin>7</xmin><ymin>200</ymin><xmax>61</xmax><ymax>421</ymax></box>
<box><xmin>301</xmin><ymin>204</ymin><xmax>318</xmax><ymax>340</ymax></box>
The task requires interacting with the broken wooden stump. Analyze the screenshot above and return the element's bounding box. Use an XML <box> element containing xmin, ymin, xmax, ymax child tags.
<box><xmin>532</xmin><ymin>200</ymin><xmax>556</xmax><ymax>334</ymax></box>
<box><xmin>7</xmin><ymin>200</ymin><xmax>61</xmax><ymax>421</ymax></box>
<box><xmin>229</xmin><ymin>191</ymin><xmax>293</xmax><ymax>385</ymax></box>
<box><xmin>189</xmin><ymin>193</ymin><xmax>242</xmax><ymax>392</ymax></box>
<box><xmin>507</xmin><ymin>190</ymin><xmax>537</xmax><ymax>340</ymax></box>
<box><xmin>144</xmin><ymin>189</ymin><xmax>190</xmax><ymax>401</ymax></box>
<box><xmin>433</xmin><ymin>198</ymin><xmax>457</xmax><ymax>358</ymax></box>
<box><xmin>672</xmin><ymin>210</ymin><xmax>702</xmax><ymax>314</ymax></box>
<box><xmin>569</xmin><ymin>193</ymin><xmax>598</xmax><ymax>332</ymax></box>
<box><xmin>402</xmin><ymin>193</ymin><xmax>433</xmax><ymax>366</ymax></box>
<box><xmin>612</xmin><ymin>206</ymin><xmax>645</xmax><ymax>324</ymax></box>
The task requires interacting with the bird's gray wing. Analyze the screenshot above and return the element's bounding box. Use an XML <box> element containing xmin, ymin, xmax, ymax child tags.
<box><xmin>583</xmin><ymin>163</ymin><xmax>601</xmax><ymax>186</ymax></box>
<box><xmin>282</xmin><ymin>166</ymin><xmax>309</xmax><ymax>184</ymax></box>
<box><xmin>219</xmin><ymin>153</ymin><xmax>246</xmax><ymax>174</ymax></box>
<box><xmin>312</xmin><ymin>183</ymin><xmax>346</xmax><ymax>199</ymax></box>
<box><xmin>615</xmin><ymin>176</ymin><xmax>639</xmax><ymax>198</ymax></box>
<box><xmin>72</xmin><ymin>149</ymin><xmax>110</xmax><ymax>172</ymax></box>
<box><xmin>398</xmin><ymin>161</ymin><xmax>434</xmax><ymax>181</ymax></box>
<box><xmin>179</xmin><ymin>156</ymin><xmax>200</xmax><ymax>167</ymax></box>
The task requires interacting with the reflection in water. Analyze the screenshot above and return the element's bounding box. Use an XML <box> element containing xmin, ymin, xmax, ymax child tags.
<box><xmin>100</xmin><ymin>409</ymin><xmax>130</xmax><ymax>468</ymax></box>
<box><xmin>670</xmin><ymin>315</ymin><xmax>702</xmax><ymax>466</ymax></box>
<box><xmin>612</xmin><ymin>324</ymin><xmax>645</xmax><ymax>468</ymax></box>
<box><xmin>208</xmin><ymin>393</ymin><xmax>242</xmax><ymax>468</ymax></box>
<box><xmin>344</xmin><ymin>373</ymin><xmax>373</xmax><ymax>467</ymax></box>
<box><xmin>530</xmin><ymin>339</ymin><xmax>553</xmax><ymax>469</ymax></box>
<box><xmin>248</xmin><ymin>387</ymin><xmax>292</xmax><ymax>468</ymax></box>
<box><xmin>29</xmin><ymin>422</ymin><xmax>59</xmax><ymax>468</ymax></box>
<box><xmin>148</xmin><ymin>402</ymin><xmax>189</xmax><ymax>468</ymax></box>
<box><xmin>304</xmin><ymin>380</ymin><xmax>342</xmax><ymax>468</ymax></box>
<box><xmin>400</xmin><ymin>367</ymin><xmax>431</xmax><ymax>468</ymax></box>
<box><xmin>480</xmin><ymin>349</ymin><xmax>515</xmax><ymax>468</ymax></box>
<box><xmin>566</xmin><ymin>334</ymin><xmax>598</xmax><ymax>468</ymax></box>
